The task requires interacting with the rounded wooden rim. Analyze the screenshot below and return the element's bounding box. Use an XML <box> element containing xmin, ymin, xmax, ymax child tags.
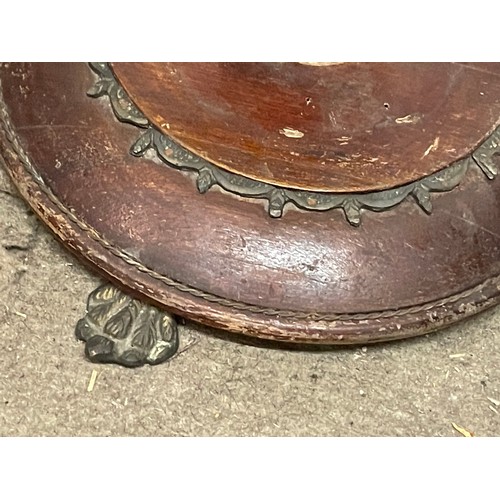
<box><xmin>1</xmin><ymin>62</ymin><xmax>499</xmax><ymax>345</ymax></box>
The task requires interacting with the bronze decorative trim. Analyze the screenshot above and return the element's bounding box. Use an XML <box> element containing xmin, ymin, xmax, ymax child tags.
<box><xmin>1</xmin><ymin>81</ymin><xmax>500</xmax><ymax>328</ymax></box>
<box><xmin>88</xmin><ymin>63</ymin><xmax>498</xmax><ymax>226</ymax></box>
<box><xmin>76</xmin><ymin>283</ymin><xmax>179</xmax><ymax>367</ymax></box>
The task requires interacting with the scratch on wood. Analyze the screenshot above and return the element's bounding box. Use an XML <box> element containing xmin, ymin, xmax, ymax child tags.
<box><xmin>328</xmin><ymin>110</ymin><xmax>337</xmax><ymax>129</ymax></box>
<box><xmin>395</xmin><ymin>114</ymin><xmax>422</xmax><ymax>125</ymax></box>
<box><xmin>16</xmin><ymin>124</ymin><xmax>92</xmax><ymax>131</ymax></box>
<box><xmin>421</xmin><ymin>136</ymin><xmax>440</xmax><ymax>158</ymax></box>
<box><xmin>443</xmin><ymin>210</ymin><xmax>500</xmax><ymax>240</ymax></box>
<box><xmin>279</xmin><ymin>127</ymin><xmax>304</xmax><ymax>139</ymax></box>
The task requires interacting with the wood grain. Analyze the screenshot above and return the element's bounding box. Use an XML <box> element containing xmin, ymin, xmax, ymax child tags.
<box><xmin>113</xmin><ymin>62</ymin><xmax>500</xmax><ymax>192</ymax></box>
<box><xmin>0</xmin><ymin>62</ymin><xmax>499</xmax><ymax>344</ymax></box>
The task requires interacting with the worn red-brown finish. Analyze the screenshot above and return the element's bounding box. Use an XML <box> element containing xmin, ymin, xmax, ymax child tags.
<box><xmin>0</xmin><ymin>62</ymin><xmax>499</xmax><ymax>344</ymax></box>
<box><xmin>112</xmin><ymin>62</ymin><xmax>500</xmax><ymax>192</ymax></box>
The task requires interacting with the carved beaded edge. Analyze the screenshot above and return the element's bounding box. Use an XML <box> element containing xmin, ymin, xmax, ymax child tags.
<box><xmin>88</xmin><ymin>62</ymin><xmax>499</xmax><ymax>227</ymax></box>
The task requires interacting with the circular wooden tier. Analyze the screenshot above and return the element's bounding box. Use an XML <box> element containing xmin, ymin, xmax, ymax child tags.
<box><xmin>0</xmin><ymin>62</ymin><xmax>499</xmax><ymax>345</ymax></box>
<box><xmin>113</xmin><ymin>62</ymin><xmax>500</xmax><ymax>192</ymax></box>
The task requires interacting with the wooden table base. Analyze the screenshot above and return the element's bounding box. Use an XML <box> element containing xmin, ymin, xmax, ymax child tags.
<box><xmin>1</xmin><ymin>63</ymin><xmax>499</xmax><ymax>366</ymax></box>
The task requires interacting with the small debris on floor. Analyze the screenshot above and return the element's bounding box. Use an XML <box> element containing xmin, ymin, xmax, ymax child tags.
<box><xmin>487</xmin><ymin>396</ymin><xmax>500</xmax><ymax>407</ymax></box>
<box><xmin>449</xmin><ymin>353</ymin><xmax>467</xmax><ymax>359</ymax></box>
<box><xmin>87</xmin><ymin>369</ymin><xmax>99</xmax><ymax>392</ymax></box>
<box><xmin>451</xmin><ymin>422</ymin><xmax>474</xmax><ymax>437</ymax></box>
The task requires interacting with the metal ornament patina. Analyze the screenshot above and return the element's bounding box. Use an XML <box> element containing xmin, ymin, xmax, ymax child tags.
<box><xmin>88</xmin><ymin>63</ymin><xmax>499</xmax><ymax>227</ymax></box>
<box><xmin>75</xmin><ymin>283</ymin><xmax>179</xmax><ymax>367</ymax></box>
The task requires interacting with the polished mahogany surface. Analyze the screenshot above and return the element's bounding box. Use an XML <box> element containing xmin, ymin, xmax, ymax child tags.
<box><xmin>1</xmin><ymin>63</ymin><xmax>500</xmax><ymax>344</ymax></box>
<box><xmin>113</xmin><ymin>62</ymin><xmax>500</xmax><ymax>192</ymax></box>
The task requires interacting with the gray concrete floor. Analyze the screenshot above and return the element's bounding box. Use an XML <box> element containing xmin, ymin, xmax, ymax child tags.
<box><xmin>1</xmin><ymin>165</ymin><xmax>499</xmax><ymax>436</ymax></box>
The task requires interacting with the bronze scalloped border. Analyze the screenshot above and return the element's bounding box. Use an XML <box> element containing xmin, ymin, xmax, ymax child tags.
<box><xmin>88</xmin><ymin>62</ymin><xmax>499</xmax><ymax>226</ymax></box>
<box><xmin>1</xmin><ymin>79</ymin><xmax>500</xmax><ymax>325</ymax></box>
